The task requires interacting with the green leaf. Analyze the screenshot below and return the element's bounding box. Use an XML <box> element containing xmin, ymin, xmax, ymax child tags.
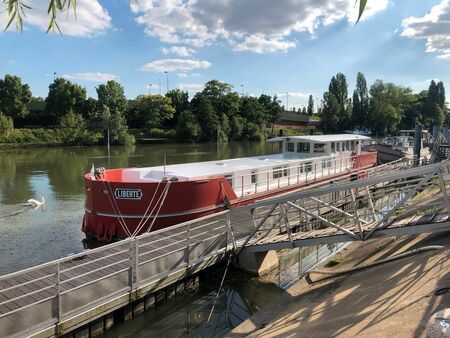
<box><xmin>356</xmin><ymin>0</ymin><xmax>367</xmax><ymax>24</ymax></box>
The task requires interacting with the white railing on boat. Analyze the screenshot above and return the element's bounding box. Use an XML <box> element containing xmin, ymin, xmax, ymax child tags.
<box><xmin>230</xmin><ymin>154</ymin><xmax>415</xmax><ymax>199</ymax></box>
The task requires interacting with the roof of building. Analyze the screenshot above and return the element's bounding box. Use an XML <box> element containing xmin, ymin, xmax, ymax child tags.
<box><xmin>268</xmin><ymin>134</ymin><xmax>372</xmax><ymax>143</ymax></box>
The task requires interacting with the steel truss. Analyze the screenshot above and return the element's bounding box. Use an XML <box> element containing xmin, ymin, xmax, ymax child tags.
<box><xmin>231</xmin><ymin>161</ymin><xmax>450</xmax><ymax>253</ymax></box>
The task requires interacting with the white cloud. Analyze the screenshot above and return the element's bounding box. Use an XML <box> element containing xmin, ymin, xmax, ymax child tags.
<box><xmin>161</xmin><ymin>46</ymin><xmax>196</xmax><ymax>57</ymax></box>
<box><xmin>177</xmin><ymin>83</ymin><xmax>204</xmax><ymax>92</ymax></box>
<box><xmin>233</xmin><ymin>35</ymin><xmax>295</xmax><ymax>53</ymax></box>
<box><xmin>0</xmin><ymin>0</ymin><xmax>111</xmax><ymax>37</ymax></box>
<box><xmin>402</xmin><ymin>0</ymin><xmax>450</xmax><ymax>59</ymax></box>
<box><xmin>63</xmin><ymin>72</ymin><xmax>118</xmax><ymax>82</ymax></box>
<box><xmin>177</xmin><ymin>72</ymin><xmax>189</xmax><ymax>78</ymax></box>
<box><xmin>278</xmin><ymin>92</ymin><xmax>311</xmax><ymax>99</ymax></box>
<box><xmin>139</xmin><ymin>58</ymin><xmax>211</xmax><ymax>72</ymax></box>
<box><xmin>130</xmin><ymin>0</ymin><xmax>388</xmax><ymax>53</ymax></box>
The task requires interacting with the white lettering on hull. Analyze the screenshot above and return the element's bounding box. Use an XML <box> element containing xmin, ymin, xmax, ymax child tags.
<box><xmin>114</xmin><ymin>188</ymin><xmax>143</xmax><ymax>200</ymax></box>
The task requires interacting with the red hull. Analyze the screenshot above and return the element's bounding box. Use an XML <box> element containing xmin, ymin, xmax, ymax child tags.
<box><xmin>82</xmin><ymin>152</ymin><xmax>377</xmax><ymax>242</ymax></box>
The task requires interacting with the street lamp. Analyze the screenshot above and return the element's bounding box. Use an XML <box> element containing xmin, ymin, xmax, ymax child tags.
<box><xmin>148</xmin><ymin>84</ymin><xmax>152</xmax><ymax>94</ymax></box>
<box><xmin>240</xmin><ymin>84</ymin><xmax>244</xmax><ymax>97</ymax></box>
<box><xmin>53</xmin><ymin>72</ymin><xmax>57</xmax><ymax>81</ymax></box>
<box><xmin>164</xmin><ymin>71</ymin><xmax>169</xmax><ymax>94</ymax></box>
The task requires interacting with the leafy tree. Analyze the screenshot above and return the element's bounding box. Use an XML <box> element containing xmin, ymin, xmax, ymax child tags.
<box><xmin>58</xmin><ymin>110</ymin><xmax>86</xmax><ymax>145</ymax></box>
<box><xmin>218</xmin><ymin>92</ymin><xmax>241</xmax><ymax>117</ymax></box>
<box><xmin>176</xmin><ymin>110</ymin><xmax>200</xmax><ymax>142</ymax></box>
<box><xmin>351</xmin><ymin>72</ymin><xmax>369</xmax><ymax>128</ymax></box>
<box><xmin>135</xmin><ymin>94</ymin><xmax>175</xmax><ymax>129</ymax></box>
<box><xmin>90</xmin><ymin>104</ymin><xmax>134</xmax><ymax>145</ymax></box>
<box><xmin>218</xmin><ymin>113</ymin><xmax>230</xmax><ymax>143</ymax></box>
<box><xmin>166</xmin><ymin>89</ymin><xmax>189</xmax><ymax>128</ymax></box>
<box><xmin>109</xmin><ymin>110</ymin><xmax>135</xmax><ymax>145</ymax></box>
<box><xmin>368</xmin><ymin>80</ymin><xmax>414</xmax><ymax>135</ymax></box>
<box><xmin>229</xmin><ymin>115</ymin><xmax>246</xmax><ymax>141</ymax></box>
<box><xmin>328</xmin><ymin>72</ymin><xmax>351</xmax><ymax>130</ymax></box>
<box><xmin>0</xmin><ymin>74</ymin><xmax>32</xmax><ymax>123</ymax></box>
<box><xmin>80</xmin><ymin>97</ymin><xmax>99</xmax><ymax>121</ymax></box>
<box><xmin>96</xmin><ymin>81</ymin><xmax>127</xmax><ymax>115</ymax></box>
<box><xmin>307</xmin><ymin>95</ymin><xmax>314</xmax><ymax>116</ymax></box>
<box><xmin>423</xmin><ymin>80</ymin><xmax>446</xmax><ymax>127</ymax></box>
<box><xmin>0</xmin><ymin>112</ymin><xmax>14</xmax><ymax>140</ymax></box>
<box><xmin>399</xmin><ymin>91</ymin><xmax>427</xmax><ymax>130</ymax></box>
<box><xmin>301</xmin><ymin>107</ymin><xmax>307</xmax><ymax>114</ymax></box>
<box><xmin>244</xmin><ymin>122</ymin><xmax>264</xmax><ymax>141</ymax></box>
<box><xmin>190</xmin><ymin>93</ymin><xmax>217</xmax><ymax>141</ymax></box>
<box><xmin>45</xmin><ymin>78</ymin><xmax>86</xmax><ymax>124</ymax></box>
<box><xmin>321</xmin><ymin>91</ymin><xmax>340</xmax><ymax>133</ymax></box>
<box><xmin>266</xmin><ymin>95</ymin><xmax>283</xmax><ymax>135</ymax></box>
<box><xmin>239</xmin><ymin>96</ymin><xmax>266</xmax><ymax>132</ymax></box>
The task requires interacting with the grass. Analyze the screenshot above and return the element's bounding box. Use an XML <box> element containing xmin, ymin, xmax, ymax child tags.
<box><xmin>326</xmin><ymin>258</ymin><xmax>342</xmax><ymax>267</ymax></box>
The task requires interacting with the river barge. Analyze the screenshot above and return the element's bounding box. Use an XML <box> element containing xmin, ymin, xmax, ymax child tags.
<box><xmin>82</xmin><ymin>134</ymin><xmax>377</xmax><ymax>242</ymax></box>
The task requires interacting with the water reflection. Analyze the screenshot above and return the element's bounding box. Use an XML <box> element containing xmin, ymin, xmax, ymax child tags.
<box><xmin>102</xmin><ymin>276</ymin><xmax>285</xmax><ymax>338</ymax></box>
<box><xmin>0</xmin><ymin>142</ymin><xmax>279</xmax><ymax>274</ymax></box>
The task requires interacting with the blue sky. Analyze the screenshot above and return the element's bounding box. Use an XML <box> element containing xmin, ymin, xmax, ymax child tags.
<box><xmin>0</xmin><ymin>0</ymin><xmax>449</xmax><ymax>109</ymax></box>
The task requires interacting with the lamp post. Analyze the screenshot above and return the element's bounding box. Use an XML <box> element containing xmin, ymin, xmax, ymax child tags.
<box><xmin>164</xmin><ymin>71</ymin><xmax>169</xmax><ymax>94</ymax></box>
<box><xmin>240</xmin><ymin>84</ymin><xmax>244</xmax><ymax>97</ymax></box>
<box><xmin>148</xmin><ymin>84</ymin><xmax>152</xmax><ymax>94</ymax></box>
<box><xmin>53</xmin><ymin>72</ymin><xmax>57</xmax><ymax>81</ymax></box>
<box><xmin>158</xmin><ymin>78</ymin><xmax>161</xmax><ymax>95</ymax></box>
<box><xmin>286</xmin><ymin>92</ymin><xmax>289</xmax><ymax>111</ymax></box>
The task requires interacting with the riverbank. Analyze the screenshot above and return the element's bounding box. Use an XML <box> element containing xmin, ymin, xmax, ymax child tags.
<box><xmin>229</xmin><ymin>231</ymin><xmax>450</xmax><ymax>337</ymax></box>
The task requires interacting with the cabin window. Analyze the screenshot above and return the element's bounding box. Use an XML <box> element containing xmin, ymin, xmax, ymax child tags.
<box><xmin>286</xmin><ymin>142</ymin><xmax>295</xmax><ymax>152</ymax></box>
<box><xmin>351</xmin><ymin>141</ymin><xmax>355</xmax><ymax>151</ymax></box>
<box><xmin>297</xmin><ymin>142</ymin><xmax>310</xmax><ymax>153</ymax></box>
<box><xmin>331</xmin><ymin>142</ymin><xmax>336</xmax><ymax>153</ymax></box>
<box><xmin>345</xmin><ymin>141</ymin><xmax>350</xmax><ymax>151</ymax></box>
<box><xmin>313</xmin><ymin>143</ymin><xmax>326</xmax><ymax>153</ymax></box>
<box><xmin>224</xmin><ymin>174</ymin><xmax>233</xmax><ymax>187</ymax></box>
<box><xmin>322</xmin><ymin>159</ymin><xmax>331</xmax><ymax>169</ymax></box>
<box><xmin>305</xmin><ymin>162</ymin><xmax>313</xmax><ymax>172</ymax></box>
<box><xmin>337</xmin><ymin>142</ymin><xmax>341</xmax><ymax>152</ymax></box>
<box><xmin>299</xmin><ymin>164</ymin><xmax>304</xmax><ymax>174</ymax></box>
<box><xmin>251</xmin><ymin>170</ymin><xmax>257</xmax><ymax>184</ymax></box>
<box><xmin>273</xmin><ymin>166</ymin><xmax>283</xmax><ymax>179</ymax></box>
<box><xmin>283</xmin><ymin>166</ymin><xmax>288</xmax><ymax>177</ymax></box>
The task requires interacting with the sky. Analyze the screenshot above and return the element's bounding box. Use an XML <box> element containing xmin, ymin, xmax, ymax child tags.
<box><xmin>0</xmin><ymin>0</ymin><xmax>450</xmax><ymax>110</ymax></box>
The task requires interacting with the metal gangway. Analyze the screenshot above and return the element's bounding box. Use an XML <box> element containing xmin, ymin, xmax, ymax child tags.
<box><xmin>1</xmin><ymin>158</ymin><xmax>450</xmax><ymax>338</ymax></box>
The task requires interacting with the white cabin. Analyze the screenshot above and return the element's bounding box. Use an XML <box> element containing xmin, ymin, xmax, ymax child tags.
<box><xmin>121</xmin><ymin>134</ymin><xmax>373</xmax><ymax>198</ymax></box>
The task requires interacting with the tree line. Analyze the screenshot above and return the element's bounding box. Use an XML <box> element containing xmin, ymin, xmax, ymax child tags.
<box><xmin>321</xmin><ymin>72</ymin><xmax>447</xmax><ymax>135</ymax></box>
<box><xmin>0</xmin><ymin>75</ymin><xmax>285</xmax><ymax>145</ymax></box>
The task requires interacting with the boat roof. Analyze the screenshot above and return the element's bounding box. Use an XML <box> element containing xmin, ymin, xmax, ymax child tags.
<box><xmin>268</xmin><ymin>134</ymin><xmax>372</xmax><ymax>143</ymax></box>
<box><xmin>123</xmin><ymin>152</ymin><xmax>328</xmax><ymax>181</ymax></box>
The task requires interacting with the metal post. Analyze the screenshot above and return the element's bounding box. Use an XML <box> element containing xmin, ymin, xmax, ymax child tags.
<box><xmin>438</xmin><ymin>171</ymin><xmax>450</xmax><ymax>219</ymax></box>
<box><xmin>56</xmin><ymin>262</ymin><xmax>61</xmax><ymax>322</ymax></box>
<box><xmin>187</xmin><ymin>223</ymin><xmax>190</xmax><ymax>268</ymax></box>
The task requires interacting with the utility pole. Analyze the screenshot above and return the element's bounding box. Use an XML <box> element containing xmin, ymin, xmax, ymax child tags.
<box><xmin>164</xmin><ymin>71</ymin><xmax>169</xmax><ymax>94</ymax></box>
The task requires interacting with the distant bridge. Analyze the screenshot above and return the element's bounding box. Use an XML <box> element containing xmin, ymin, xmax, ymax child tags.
<box><xmin>1</xmin><ymin>158</ymin><xmax>450</xmax><ymax>337</ymax></box>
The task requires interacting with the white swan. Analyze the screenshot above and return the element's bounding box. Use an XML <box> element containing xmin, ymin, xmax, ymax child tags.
<box><xmin>27</xmin><ymin>193</ymin><xmax>46</xmax><ymax>208</ymax></box>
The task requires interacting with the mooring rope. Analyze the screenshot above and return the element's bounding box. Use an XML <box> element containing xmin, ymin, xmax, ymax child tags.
<box><xmin>146</xmin><ymin>181</ymin><xmax>172</xmax><ymax>233</ymax></box>
<box><xmin>132</xmin><ymin>179</ymin><xmax>163</xmax><ymax>237</ymax></box>
<box><xmin>133</xmin><ymin>180</ymin><xmax>171</xmax><ymax>236</ymax></box>
<box><xmin>100</xmin><ymin>178</ymin><xmax>132</xmax><ymax>238</ymax></box>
